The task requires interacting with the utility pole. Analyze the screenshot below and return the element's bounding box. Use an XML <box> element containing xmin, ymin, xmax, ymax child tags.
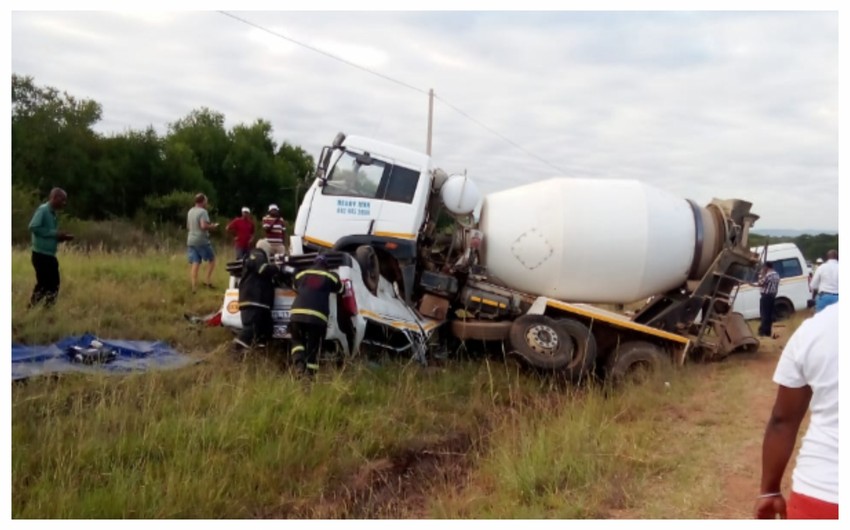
<box><xmin>426</xmin><ymin>88</ymin><xmax>434</xmax><ymax>155</ymax></box>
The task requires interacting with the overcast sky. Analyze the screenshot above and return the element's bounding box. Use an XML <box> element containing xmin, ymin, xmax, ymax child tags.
<box><xmin>9</xmin><ymin>8</ymin><xmax>840</xmax><ymax>231</ymax></box>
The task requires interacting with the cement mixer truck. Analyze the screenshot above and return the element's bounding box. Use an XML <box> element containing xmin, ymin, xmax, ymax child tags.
<box><xmin>221</xmin><ymin>132</ymin><xmax>761</xmax><ymax>381</ymax></box>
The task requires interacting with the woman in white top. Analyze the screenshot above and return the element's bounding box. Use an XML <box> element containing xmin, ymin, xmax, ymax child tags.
<box><xmin>755</xmin><ymin>303</ymin><xmax>838</xmax><ymax>519</ymax></box>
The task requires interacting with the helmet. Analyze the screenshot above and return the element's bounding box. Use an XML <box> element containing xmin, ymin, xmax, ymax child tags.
<box><xmin>255</xmin><ymin>239</ymin><xmax>273</xmax><ymax>256</ymax></box>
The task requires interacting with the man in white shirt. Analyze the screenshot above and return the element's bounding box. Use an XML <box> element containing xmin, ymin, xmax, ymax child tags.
<box><xmin>755</xmin><ymin>303</ymin><xmax>838</xmax><ymax>519</ymax></box>
<box><xmin>809</xmin><ymin>249</ymin><xmax>838</xmax><ymax>313</ymax></box>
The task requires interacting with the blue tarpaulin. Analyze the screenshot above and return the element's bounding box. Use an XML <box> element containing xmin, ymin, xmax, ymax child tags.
<box><xmin>12</xmin><ymin>333</ymin><xmax>199</xmax><ymax>381</ymax></box>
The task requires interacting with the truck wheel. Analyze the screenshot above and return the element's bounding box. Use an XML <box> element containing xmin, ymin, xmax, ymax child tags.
<box><xmin>508</xmin><ymin>315</ymin><xmax>597</xmax><ymax>381</ymax></box>
<box><xmin>606</xmin><ymin>341</ymin><xmax>669</xmax><ymax>385</ymax></box>
<box><xmin>355</xmin><ymin>245</ymin><xmax>380</xmax><ymax>295</ymax></box>
<box><xmin>555</xmin><ymin>318</ymin><xmax>598</xmax><ymax>382</ymax></box>
<box><xmin>774</xmin><ymin>298</ymin><xmax>794</xmax><ymax>321</ymax></box>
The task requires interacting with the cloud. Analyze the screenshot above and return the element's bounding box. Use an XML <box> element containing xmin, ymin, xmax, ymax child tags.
<box><xmin>10</xmin><ymin>10</ymin><xmax>839</xmax><ymax>230</ymax></box>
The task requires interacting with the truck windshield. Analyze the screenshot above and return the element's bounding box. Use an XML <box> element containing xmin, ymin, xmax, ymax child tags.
<box><xmin>323</xmin><ymin>150</ymin><xmax>420</xmax><ymax>204</ymax></box>
<box><xmin>323</xmin><ymin>151</ymin><xmax>384</xmax><ymax>199</ymax></box>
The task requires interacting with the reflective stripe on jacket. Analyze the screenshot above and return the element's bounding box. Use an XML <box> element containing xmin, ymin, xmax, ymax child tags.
<box><xmin>290</xmin><ymin>268</ymin><xmax>344</xmax><ymax>326</ymax></box>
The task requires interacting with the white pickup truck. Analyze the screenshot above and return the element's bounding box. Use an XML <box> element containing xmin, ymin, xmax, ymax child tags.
<box><xmin>731</xmin><ymin>242</ymin><xmax>812</xmax><ymax>320</ymax></box>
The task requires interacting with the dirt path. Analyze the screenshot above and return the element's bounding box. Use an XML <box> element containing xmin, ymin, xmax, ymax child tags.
<box><xmin>710</xmin><ymin>340</ymin><xmax>787</xmax><ymax>518</ymax></box>
<box><xmin>693</xmin><ymin>326</ymin><xmax>796</xmax><ymax>519</ymax></box>
<box><xmin>605</xmin><ymin>323</ymin><xmax>796</xmax><ymax>520</ymax></box>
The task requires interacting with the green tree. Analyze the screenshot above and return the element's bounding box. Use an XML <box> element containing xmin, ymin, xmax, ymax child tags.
<box><xmin>12</xmin><ymin>75</ymin><xmax>319</xmax><ymax>235</ymax></box>
<box><xmin>167</xmin><ymin>107</ymin><xmax>229</xmax><ymax>202</ymax></box>
<box><xmin>160</xmin><ymin>139</ymin><xmax>214</xmax><ymax>201</ymax></box>
<box><xmin>221</xmin><ymin>120</ymin><xmax>279</xmax><ymax>217</ymax></box>
<box><xmin>94</xmin><ymin>128</ymin><xmax>170</xmax><ymax>218</ymax></box>
<box><xmin>275</xmin><ymin>142</ymin><xmax>315</xmax><ymax>220</ymax></box>
<box><xmin>12</xmin><ymin>74</ymin><xmax>102</xmax><ymax>217</ymax></box>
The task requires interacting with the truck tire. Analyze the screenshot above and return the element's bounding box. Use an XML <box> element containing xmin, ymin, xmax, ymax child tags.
<box><xmin>508</xmin><ymin>315</ymin><xmax>597</xmax><ymax>381</ymax></box>
<box><xmin>555</xmin><ymin>318</ymin><xmax>598</xmax><ymax>382</ymax></box>
<box><xmin>774</xmin><ymin>298</ymin><xmax>794</xmax><ymax>321</ymax></box>
<box><xmin>355</xmin><ymin>245</ymin><xmax>380</xmax><ymax>295</ymax></box>
<box><xmin>606</xmin><ymin>341</ymin><xmax>669</xmax><ymax>384</ymax></box>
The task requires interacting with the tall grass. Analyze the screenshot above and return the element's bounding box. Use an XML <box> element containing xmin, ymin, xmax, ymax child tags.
<box><xmin>12</xmin><ymin>247</ymin><xmax>231</xmax><ymax>349</ymax></box>
<box><xmin>11</xmin><ymin>248</ymin><xmax>798</xmax><ymax>518</ymax></box>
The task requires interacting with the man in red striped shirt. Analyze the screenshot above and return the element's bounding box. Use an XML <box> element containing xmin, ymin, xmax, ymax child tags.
<box><xmin>262</xmin><ymin>204</ymin><xmax>287</xmax><ymax>256</ymax></box>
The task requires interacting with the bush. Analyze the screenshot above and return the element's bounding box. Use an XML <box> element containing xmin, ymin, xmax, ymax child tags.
<box><xmin>13</xmin><ymin>187</ymin><xmax>232</xmax><ymax>253</ymax></box>
<box><xmin>60</xmin><ymin>217</ymin><xmax>184</xmax><ymax>252</ymax></box>
<box><xmin>11</xmin><ymin>184</ymin><xmax>42</xmax><ymax>245</ymax></box>
<box><xmin>144</xmin><ymin>191</ymin><xmax>199</xmax><ymax>225</ymax></box>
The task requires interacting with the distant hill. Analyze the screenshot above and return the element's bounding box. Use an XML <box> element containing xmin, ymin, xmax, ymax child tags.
<box><xmin>751</xmin><ymin>229</ymin><xmax>838</xmax><ymax>238</ymax></box>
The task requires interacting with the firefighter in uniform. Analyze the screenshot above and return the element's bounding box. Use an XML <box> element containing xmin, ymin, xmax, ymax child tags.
<box><xmin>232</xmin><ymin>239</ymin><xmax>281</xmax><ymax>352</ymax></box>
<box><xmin>290</xmin><ymin>254</ymin><xmax>344</xmax><ymax>377</ymax></box>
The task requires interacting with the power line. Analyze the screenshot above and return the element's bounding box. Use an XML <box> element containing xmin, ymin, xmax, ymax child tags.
<box><xmin>433</xmin><ymin>96</ymin><xmax>569</xmax><ymax>175</ymax></box>
<box><xmin>218</xmin><ymin>11</ymin><xmax>428</xmax><ymax>97</ymax></box>
<box><xmin>218</xmin><ymin>11</ymin><xmax>568</xmax><ymax>175</ymax></box>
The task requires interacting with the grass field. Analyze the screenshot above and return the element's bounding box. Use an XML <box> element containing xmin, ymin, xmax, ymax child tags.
<box><xmin>10</xmin><ymin>247</ymin><xmax>802</xmax><ymax>518</ymax></box>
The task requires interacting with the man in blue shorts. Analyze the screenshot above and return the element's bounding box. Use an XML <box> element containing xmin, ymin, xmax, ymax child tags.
<box><xmin>187</xmin><ymin>193</ymin><xmax>219</xmax><ymax>292</ymax></box>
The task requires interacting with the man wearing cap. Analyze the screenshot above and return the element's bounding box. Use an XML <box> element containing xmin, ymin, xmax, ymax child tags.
<box><xmin>289</xmin><ymin>254</ymin><xmax>344</xmax><ymax>378</ymax></box>
<box><xmin>262</xmin><ymin>204</ymin><xmax>287</xmax><ymax>257</ymax></box>
<box><xmin>226</xmin><ymin>207</ymin><xmax>255</xmax><ymax>260</ymax></box>
<box><xmin>809</xmin><ymin>250</ymin><xmax>838</xmax><ymax>313</ymax></box>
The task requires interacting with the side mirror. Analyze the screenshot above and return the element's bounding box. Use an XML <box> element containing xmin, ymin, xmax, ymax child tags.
<box><xmin>332</xmin><ymin>132</ymin><xmax>346</xmax><ymax>149</ymax></box>
<box><xmin>316</xmin><ymin>146</ymin><xmax>332</xmax><ymax>179</ymax></box>
<box><xmin>354</xmin><ymin>151</ymin><xmax>373</xmax><ymax>166</ymax></box>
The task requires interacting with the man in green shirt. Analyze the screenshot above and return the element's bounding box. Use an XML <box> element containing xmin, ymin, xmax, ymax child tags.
<box><xmin>28</xmin><ymin>188</ymin><xmax>73</xmax><ymax>307</ymax></box>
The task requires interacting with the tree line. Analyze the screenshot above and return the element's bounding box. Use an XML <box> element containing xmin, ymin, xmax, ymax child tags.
<box><xmin>749</xmin><ymin>233</ymin><xmax>839</xmax><ymax>264</ymax></box>
<box><xmin>12</xmin><ymin>74</ymin><xmax>838</xmax><ymax>260</ymax></box>
<box><xmin>12</xmin><ymin>74</ymin><xmax>316</xmax><ymax>236</ymax></box>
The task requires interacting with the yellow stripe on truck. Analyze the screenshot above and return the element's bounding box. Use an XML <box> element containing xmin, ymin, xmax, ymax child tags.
<box><xmin>303</xmin><ymin>235</ymin><xmax>334</xmax><ymax>248</ymax></box>
<box><xmin>358</xmin><ymin>309</ymin><xmax>441</xmax><ymax>332</ymax></box>
<box><xmin>546</xmin><ymin>300</ymin><xmax>690</xmax><ymax>344</ymax></box>
<box><xmin>470</xmin><ymin>295</ymin><xmax>506</xmax><ymax>309</ymax></box>
<box><xmin>374</xmin><ymin>231</ymin><xmax>416</xmax><ymax>240</ymax></box>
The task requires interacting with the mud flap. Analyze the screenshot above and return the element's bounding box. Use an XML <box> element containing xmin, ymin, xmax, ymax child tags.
<box><xmin>714</xmin><ymin>311</ymin><xmax>759</xmax><ymax>358</ymax></box>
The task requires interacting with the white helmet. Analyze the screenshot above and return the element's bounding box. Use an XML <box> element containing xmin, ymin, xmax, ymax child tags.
<box><xmin>255</xmin><ymin>239</ymin><xmax>273</xmax><ymax>257</ymax></box>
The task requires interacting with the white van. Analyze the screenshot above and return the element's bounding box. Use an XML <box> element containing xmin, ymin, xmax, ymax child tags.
<box><xmin>732</xmin><ymin>243</ymin><xmax>812</xmax><ymax>320</ymax></box>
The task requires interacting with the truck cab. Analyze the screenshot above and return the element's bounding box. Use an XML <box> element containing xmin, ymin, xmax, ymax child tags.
<box><xmin>732</xmin><ymin>242</ymin><xmax>811</xmax><ymax>320</ymax></box>
<box><xmin>291</xmin><ymin>134</ymin><xmax>434</xmax><ymax>254</ymax></box>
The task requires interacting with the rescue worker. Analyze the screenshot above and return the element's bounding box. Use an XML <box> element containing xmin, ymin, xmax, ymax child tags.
<box><xmin>232</xmin><ymin>239</ymin><xmax>281</xmax><ymax>352</ymax></box>
<box><xmin>289</xmin><ymin>254</ymin><xmax>344</xmax><ymax>378</ymax></box>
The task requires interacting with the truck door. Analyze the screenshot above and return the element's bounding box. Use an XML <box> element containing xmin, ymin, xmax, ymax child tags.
<box><xmin>302</xmin><ymin>149</ymin><xmax>385</xmax><ymax>248</ymax></box>
<box><xmin>371</xmin><ymin>164</ymin><xmax>425</xmax><ymax>241</ymax></box>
